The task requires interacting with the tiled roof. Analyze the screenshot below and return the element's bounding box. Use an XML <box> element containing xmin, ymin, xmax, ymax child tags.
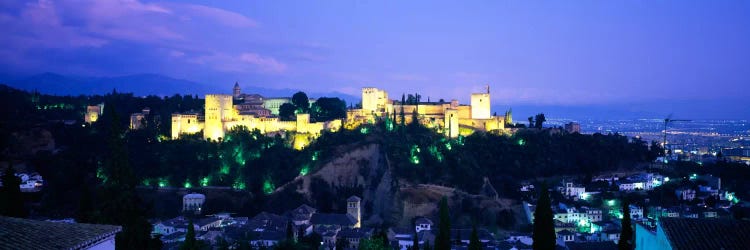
<box><xmin>0</xmin><ymin>216</ymin><xmax>121</xmax><ymax>250</ymax></box>
<box><xmin>415</xmin><ymin>217</ymin><xmax>433</xmax><ymax>225</ymax></box>
<box><xmin>310</xmin><ymin>213</ymin><xmax>356</xmax><ymax>226</ymax></box>
<box><xmin>565</xmin><ymin>241</ymin><xmax>617</xmax><ymax>250</ymax></box>
<box><xmin>660</xmin><ymin>217</ymin><xmax>750</xmax><ymax>250</ymax></box>
<box><xmin>347</xmin><ymin>196</ymin><xmax>361</xmax><ymax>202</ymax></box>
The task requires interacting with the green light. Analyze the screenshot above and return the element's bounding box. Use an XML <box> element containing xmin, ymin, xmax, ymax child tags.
<box><xmin>664</xmin><ymin>177</ymin><xmax>670</xmax><ymax>182</ymax></box>
<box><xmin>200</xmin><ymin>177</ymin><xmax>210</xmax><ymax>187</ymax></box>
<box><xmin>428</xmin><ymin>145</ymin><xmax>444</xmax><ymax>162</ymax></box>
<box><xmin>518</xmin><ymin>139</ymin><xmax>525</xmax><ymax>146</ymax></box>
<box><xmin>184</xmin><ymin>180</ymin><xmax>192</xmax><ymax>189</ymax></box>
<box><xmin>445</xmin><ymin>142</ymin><xmax>452</xmax><ymax>151</ymax></box>
<box><xmin>299</xmin><ymin>165</ymin><xmax>310</xmax><ymax>176</ymax></box>
<box><xmin>360</xmin><ymin>127</ymin><xmax>369</xmax><ymax>134</ymax></box>
<box><xmin>263</xmin><ymin>179</ymin><xmax>275</xmax><ymax>194</ymax></box>
<box><xmin>689</xmin><ymin>173</ymin><xmax>697</xmax><ymax>180</ymax></box>
<box><xmin>96</xmin><ymin>167</ymin><xmax>107</xmax><ymax>183</ymax></box>
<box><xmin>607</xmin><ymin>200</ymin><xmax>615</xmax><ymax>206</ymax></box>
<box><xmin>233</xmin><ymin>178</ymin><xmax>246</xmax><ymax>190</ymax></box>
<box><xmin>234</xmin><ymin>146</ymin><xmax>246</xmax><ymax>165</ymax></box>
<box><xmin>410</xmin><ymin>145</ymin><xmax>421</xmax><ymax>165</ymax></box>
<box><xmin>142</xmin><ymin>179</ymin><xmax>150</xmax><ymax>186</ymax></box>
<box><xmin>220</xmin><ymin>164</ymin><xmax>230</xmax><ymax>175</ymax></box>
<box><xmin>580</xmin><ymin>193</ymin><xmax>590</xmax><ymax>200</ymax></box>
<box><xmin>158</xmin><ymin>178</ymin><xmax>168</xmax><ymax>188</ymax></box>
<box><xmin>311</xmin><ymin>151</ymin><xmax>320</xmax><ymax>161</ymax></box>
<box><xmin>578</xmin><ymin>219</ymin><xmax>589</xmax><ymax>227</ymax></box>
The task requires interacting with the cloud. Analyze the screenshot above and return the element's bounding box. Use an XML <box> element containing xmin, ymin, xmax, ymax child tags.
<box><xmin>188</xmin><ymin>52</ymin><xmax>287</xmax><ymax>74</ymax></box>
<box><xmin>240</xmin><ymin>53</ymin><xmax>287</xmax><ymax>73</ymax></box>
<box><xmin>0</xmin><ymin>0</ymin><xmax>279</xmax><ymax>75</ymax></box>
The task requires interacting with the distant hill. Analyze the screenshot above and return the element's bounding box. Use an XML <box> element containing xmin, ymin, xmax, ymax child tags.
<box><xmin>0</xmin><ymin>72</ymin><xmax>359</xmax><ymax>105</ymax></box>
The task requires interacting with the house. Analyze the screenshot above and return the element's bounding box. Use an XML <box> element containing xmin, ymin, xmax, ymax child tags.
<box><xmin>389</xmin><ymin>227</ymin><xmax>415</xmax><ymax>250</ymax></box>
<box><xmin>635</xmin><ymin>218</ymin><xmax>750</xmax><ymax>250</ymax></box>
<box><xmin>562</xmin><ymin>182</ymin><xmax>586</xmax><ymax>199</ymax></box>
<box><xmin>153</xmin><ymin>216</ymin><xmax>188</xmax><ymax>236</ymax></box>
<box><xmin>556</xmin><ymin>229</ymin><xmax>575</xmax><ymax>242</ymax></box>
<box><xmin>337</xmin><ymin>227</ymin><xmax>373</xmax><ymax>249</ymax></box>
<box><xmin>675</xmin><ymin>187</ymin><xmax>696</xmax><ymax>201</ymax></box>
<box><xmin>415</xmin><ymin>217</ymin><xmax>433</xmax><ymax>232</ymax></box>
<box><xmin>250</xmin><ymin>230</ymin><xmax>285</xmax><ymax>247</ymax></box>
<box><xmin>286</xmin><ymin>204</ymin><xmax>317</xmax><ymax>226</ymax></box>
<box><xmin>0</xmin><ymin>216</ymin><xmax>121</xmax><ymax>250</ymax></box>
<box><xmin>195</xmin><ymin>217</ymin><xmax>222</xmax><ymax>231</ymax></box>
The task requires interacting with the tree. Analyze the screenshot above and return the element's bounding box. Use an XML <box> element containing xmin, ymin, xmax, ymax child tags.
<box><xmin>310</xmin><ymin>97</ymin><xmax>346</xmax><ymax>122</ymax></box>
<box><xmin>618</xmin><ymin>199</ymin><xmax>633</xmax><ymax>250</ymax></box>
<box><xmin>286</xmin><ymin>220</ymin><xmax>294</xmax><ymax>242</ymax></box>
<box><xmin>400</xmin><ymin>94</ymin><xmax>406</xmax><ymax>127</ymax></box>
<box><xmin>358</xmin><ymin>236</ymin><xmax>388</xmax><ymax>250</ymax></box>
<box><xmin>412</xmin><ymin>229</ymin><xmax>419</xmax><ymax>250</ymax></box>
<box><xmin>423</xmin><ymin>240</ymin><xmax>431</xmax><ymax>250</ymax></box>
<box><xmin>528</xmin><ymin>116</ymin><xmax>534</xmax><ymax>128</ymax></box>
<box><xmin>279</xmin><ymin>103</ymin><xmax>297</xmax><ymax>121</ymax></box>
<box><xmin>468</xmin><ymin>224</ymin><xmax>481</xmax><ymax>250</ymax></box>
<box><xmin>292</xmin><ymin>91</ymin><xmax>310</xmax><ymax>113</ymax></box>
<box><xmin>534</xmin><ymin>113</ymin><xmax>546</xmax><ymax>129</ymax></box>
<box><xmin>0</xmin><ymin>162</ymin><xmax>26</xmax><ymax>218</ymax></box>
<box><xmin>181</xmin><ymin>220</ymin><xmax>197</xmax><ymax>250</ymax></box>
<box><xmin>336</xmin><ymin>237</ymin><xmax>350</xmax><ymax>250</ymax></box>
<box><xmin>532</xmin><ymin>184</ymin><xmax>555</xmax><ymax>250</ymax></box>
<box><xmin>435</xmin><ymin>197</ymin><xmax>451</xmax><ymax>250</ymax></box>
<box><xmin>96</xmin><ymin>105</ymin><xmax>155</xmax><ymax>249</ymax></box>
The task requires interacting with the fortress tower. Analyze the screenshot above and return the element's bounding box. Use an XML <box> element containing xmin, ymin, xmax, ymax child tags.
<box><xmin>233</xmin><ymin>82</ymin><xmax>241</xmax><ymax>99</ymax></box>
<box><xmin>361</xmin><ymin>87</ymin><xmax>388</xmax><ymax>114</ymax></box>
<box><xmin>346</xmin><ymin>196</ymin><xmax>361</xmax><ymax>228</ymax></box>
<box><xmin>444</xmin><ymin>109</ymin><xmax>459</xmax><ymax>138</ymax></box>
<box><xmin>204</xmin><ymin>94</ymin><xmax>234</xmax><ymax>140</ymax></box>
<box><xmin>471</xmin><ymin>86</ymin><xmax>491</xmax><ymax>119</ymax></box>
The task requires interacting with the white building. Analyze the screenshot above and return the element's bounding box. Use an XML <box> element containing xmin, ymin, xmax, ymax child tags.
<box><xmin>183</xmin><ymin>193</ymin><xmax>206</xmax><ymax>214</ymax></box>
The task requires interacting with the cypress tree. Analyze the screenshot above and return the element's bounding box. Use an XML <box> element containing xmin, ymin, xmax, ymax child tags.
<box><xmin>532</xmin><ymin>184</ymin><xmax>555</xmax><ymax>250</ymax></box>
<box><xmin>400</xmin><ymin>94</ymin><xmax>406</xmax><ymax>127</ymax></box>
<box><xmin>0</xmin><ymin>162</ymin><xmax>26</xmax><ymax>218</ymax></box>
<box><xmin>181</xmin><ymin>220</ymin><xmax>196</xmax><ymax>250</ymax></box>
<box><xmin>286</xmin><ymin>220</ymin><xmax>294</xmax><ymax>242</ymax></box>
<box><xmin>468</xmin><ymin>224</ymin><xmax>481</xmax><ymax>250</ymax></box>
<box><xmin>423</xmin><ymin>240</ymin><xmax>431</xmax><ymax>250</ymax></box>
<box><xmin>97</xmin><ymin>105</ymin><xmax>155</xmax><ymax>249</ymax></box>
<box><xmin>618</xmin><ymin>199</ymin><xmax>633</xmax><ymax>250</ymax></box>
<box><xmin>412</xmin><ymin>230</ymin><xmax>419</xmax><ymax>250</ymax></box>
<box><xmin>436</xmin><ymin>197</ymin><xmax>451</xmax><ymax>250</ymax></box>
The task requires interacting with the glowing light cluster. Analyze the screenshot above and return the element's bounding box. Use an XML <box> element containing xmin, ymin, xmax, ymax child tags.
<box><xmin>200</xmin><ymin>176</ymin><xmax>210</xmax><ymax>187</ymax></box>
<box><xmin>220</xmin><ymin>164</ymin><xmax>230</xmax><ymax>175</ymax></box>
<box><xmin>158</xmin><ymin>178</ymin><xmax>169</xmax><ymax>188</ymax></box>
<box><xmin>263</xmin><ymin>179</ymin><xmax>275</xmax><ymax>194</ymax></box>
<box><xmin>428</xmin><ymin>145</ymin><xmax>444</xmax><ymax>162</ymax></box>
<box><xmin>184</xmin><ymin>180</ymin><xmax>192</xmax><ymax>189</ymax></box>
<box><xmin>410</xmin><ymin>145</ymin><xmax>421</xmax><ymax>165</ymax></box>
<box><xmin>518</xmin><ymin>139</ymin><xmax>526</xmax><ymax>146</ymax></box>
<box><xmin>233</xmin><ymin>178</ymin><xmax>246</xmax><ymax>190</ymax></box>
<box><xmin>311</xmin><ymin>151</ymin><xmax>320</xmax><ymax>161</ymax></box>
<box><xmin>299</xmin><ymin>165</ymin><xmax>310</xmax><ymax>176</ymax></box>
<box><xmin>360</xmin><ymin>127</ymin><xmax>369</xmax><ymax>134</ymax></box>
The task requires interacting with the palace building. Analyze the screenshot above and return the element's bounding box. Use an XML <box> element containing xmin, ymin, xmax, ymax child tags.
<box><xmin>170</xmin><ymin>83</ymin><xmax>510</xmax><ymax>146</ymax></box>
<box><xmin>171</xmin><ymin>83</ymin><xmax>341</xmax><ymax>149</ymax></box>
<box><xmin>347</xmin><ymin>86</ymin><xmax>510</xmax><ymax>138</ymax></box>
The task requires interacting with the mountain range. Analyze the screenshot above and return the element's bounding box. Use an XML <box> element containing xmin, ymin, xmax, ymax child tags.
<box><xmin>0</xmin><ymin>72</ymin><xmax>360</xmax><ymax>105</ymax></box>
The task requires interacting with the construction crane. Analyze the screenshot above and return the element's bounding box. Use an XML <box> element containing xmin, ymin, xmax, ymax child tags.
<box><xmin>663</xmin><ymin>114</ymin><xmax>691</xmax><ymax>155</ymax></box>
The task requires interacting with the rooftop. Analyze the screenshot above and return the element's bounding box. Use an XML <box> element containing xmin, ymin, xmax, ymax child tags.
<box><xmin>660</xmin><ymin>217</ymin><xmax>750</xmax><ymax>250</ymax></box>
<box><xmin>0</xmin><ymin>216</ymin><xmax>121</xmax><ymax>250</ymax></box>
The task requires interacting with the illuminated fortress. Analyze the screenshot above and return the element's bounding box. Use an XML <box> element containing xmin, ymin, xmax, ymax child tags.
<box><xmin>169</xmin><ymin>83</ymin><xmax>510</xmax><ymax>146</ymax></box>
<box><xmin>171</xmin><ymin>83</ymin><xmax>342</xmax><ymax>149</ymax></box>
<box><xmin>348</xmin><ymin>86</ymin><xmax>510</xmax><ymax>137</ymax></box>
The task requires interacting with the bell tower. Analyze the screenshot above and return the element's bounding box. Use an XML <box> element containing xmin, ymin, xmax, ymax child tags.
<box><xmin>347</xmin><ymin>196</ymin><xmax>361</xmax><ymax>228</ymax></box>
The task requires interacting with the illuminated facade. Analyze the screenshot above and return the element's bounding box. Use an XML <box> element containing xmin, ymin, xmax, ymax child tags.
<box><xmin>129</xmin><ymin>107</ymin><xmax>150</xmax><ymax>130</ymax></box>
<box><xmin>170</xmin><ymin>84</ymin><xmax>342</xmax><ymax>145</ymax></box>
<box><xmin>347</xmin><ymin>86</ymin><xmax>510</xmax><ymax>138</ymax></box>
<box><xmin>84</xmin><ymin>103</ymin><xmax>104</xmax><ymax>124</ymax></box>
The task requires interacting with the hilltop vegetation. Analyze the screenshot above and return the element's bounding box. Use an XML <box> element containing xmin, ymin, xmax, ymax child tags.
<box><xmin>1</xmin><ymin>85</ymin><xmax>661</xmax><ymax>223</ymax></box>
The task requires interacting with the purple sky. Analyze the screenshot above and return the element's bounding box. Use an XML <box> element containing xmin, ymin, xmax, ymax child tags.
<box><xmin>1</xmin><ymin>0</ymin><xmax>749</xmax><ymax>109</ymax></box>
